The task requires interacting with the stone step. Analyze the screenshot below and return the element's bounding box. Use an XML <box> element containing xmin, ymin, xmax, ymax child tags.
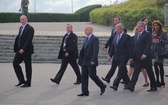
<box><xmin>1</xmin><ymin>34</ymin><xmax>167</xmax><ymax>65</ymax></box>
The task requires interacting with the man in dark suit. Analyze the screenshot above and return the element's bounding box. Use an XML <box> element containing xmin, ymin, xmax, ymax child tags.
<box><xmin>141</xmin><ymin>17</ymin><xmax>152</xmax><ymax>33</ymax></box>
<box><xmin>124</xmin><ymin>21</ymin><xmax>157</xmax><ymax>92</ymax></box>
<box><xmin>108</xmin><ymin>23</ymin><xmax>132</xmax><ymax>91</ymax></box>
<box><xmin>13</xmin><ymin>15</ymin><xmax>34</xmax><ymax>87</ymax></box>
<box><xmin>50</xmin><ymin>24</ymin><xmax>81</xmax><ymax>85</ymax></box>
<box><xmin>78</xmin><ymin>25</ymin><xmax>106</xmax><ymax>96</ymax></box>
<box><xmin>102</xmin><ymin>16</ymin><xmax>127</xmax><ymax>83</ymax></box>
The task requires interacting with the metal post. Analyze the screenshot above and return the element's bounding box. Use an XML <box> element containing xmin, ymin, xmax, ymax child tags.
<box><xmin>34</xmin><ymin>0</ymin><xmax>36</xmax><ymax>12</ymax></box>
<box><xmin>164</xmin><ymin>4</ymin><xmax>168</xmax><ymax>26</ymax></box>
<box><xmin>71</xmin><ymin>0</ymin><xmax>73</xmax><ymax>13</ymax></box>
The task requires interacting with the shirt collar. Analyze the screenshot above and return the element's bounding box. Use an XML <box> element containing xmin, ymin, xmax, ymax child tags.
<box><xmin>119</xmin><ymin>32</ymin><xmax>124</xmax><ymax>37</ymax></box>
<box><xmin>21</xmin><ymin>23</ymin><xmax>28</xmax><ymax>28</ymax></box>
<box><xmin>67</xmin><ymin>31</ymin><xmax>71</xmax><ymax>35</ymax></box>
<box><xmin>87</xmin><ymin>34</ymin><xmax>92</xmax><ymax>40</ymax></box>
<box><xmin>139</xmin><ymin>30</ymin><xmax>144</xmax><ymax>35</ymax></box>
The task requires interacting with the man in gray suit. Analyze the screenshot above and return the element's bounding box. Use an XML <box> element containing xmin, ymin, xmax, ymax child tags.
<box><xmin>108</xmin><ymin>23</ymin><xmax>132</xmax><ymax>91</ymax></box>
<box><xmin>78</xmin><ymin>25</ymin><xmax>106</xmax><ymax>96</ymax></box>
<box><xmin>19</xmin><ymin>0</ymin><xmax>29</xmax><ymax>17</ymax></box>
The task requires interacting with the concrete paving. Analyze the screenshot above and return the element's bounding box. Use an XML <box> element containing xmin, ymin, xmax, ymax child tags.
<box><xmin>0</xmin><ymin>22</ymin><xmax>133</xmax><ymax>36</ymax></box>
<box><xmin>0</xmin><ymin>63</ymin><xmax>168</xmax><ymax>105</ymax></box>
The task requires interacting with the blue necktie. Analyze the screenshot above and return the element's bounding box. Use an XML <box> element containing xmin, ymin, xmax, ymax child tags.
<box><xmin>116</xmin><ymin>35</ymin><xmax>121</xmax><ymax>45</ymax></box>
<box><xmin>84</xmin><ymin>37</ymin><xmax>89</xmax><ymax>48</ymax></box>
<box><xmin>137</xmin><ymin>33</ymin><xmax>141</xmax><ymax>42</ymax></box>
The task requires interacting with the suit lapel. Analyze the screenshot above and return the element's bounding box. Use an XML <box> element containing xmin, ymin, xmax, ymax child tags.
<box><xmin>116</xmin><ymin>33</ymin><xmax>124</xmax><ymax>46</ymax></box>
<box><xmin>84</xmin><ymin>35</ymin><xmax>93</xmax><ymax>49</ymax></box>
<box><xmin>21</xmin><ymin>24</ymin><xmax>29</xmax><ymax>38</ymax></box>
<box><xmin>135</xmin><ymin>31</ymin><xmax>145</xmax><ymax>45</ymax></box>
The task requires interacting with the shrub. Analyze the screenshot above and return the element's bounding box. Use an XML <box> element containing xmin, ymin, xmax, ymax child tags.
<box><xmin>90</xmin><ymin>0</ymin><xmax>164</xmax><ymax>29</ymax></box>
<box><xmin>75</xmin><ymin>4</ymin><xmax>102</xmax><ymax>22</ymax></box>
<box><xmin>0</xmin><ymin>13</ymin><xmax>80</xmax><ymax>23</ymax></box>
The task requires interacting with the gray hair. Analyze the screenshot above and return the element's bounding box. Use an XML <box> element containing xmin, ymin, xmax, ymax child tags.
<box><xmin>115</xmin><ymin>23</ymin><xmax>125</xmax><ymax>29</ymax></box>
<box><xmin>137</xmin><ymin>21</ymin><xmax>145</xmax><ymax>28</ymax></box>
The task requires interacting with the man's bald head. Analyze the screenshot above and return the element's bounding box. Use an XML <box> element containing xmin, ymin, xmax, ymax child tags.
<box><xmin>20</xmin><ymin>15</ymin><xmax>28</xmax><ymax>25</ymax></box>
<box><xmin>85</xmin><ymin>25</ymin><xmax>93</xmax><ymax>35</ymax></box>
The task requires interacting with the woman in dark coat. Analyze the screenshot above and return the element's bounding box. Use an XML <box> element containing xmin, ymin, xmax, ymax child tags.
<box><xmin>152</xmin><ymin>20</ymin><xmax>168</xmax><ymax>87</ymax></box>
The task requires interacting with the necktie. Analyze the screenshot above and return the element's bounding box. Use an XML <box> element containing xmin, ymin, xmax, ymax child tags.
<box><xmin>84</xmin><ymin>37</ymin><xmax>89</xmax><ymax>48</ymax></box>
<box><xmin>116</xmin><ymin>35</ymin><xmax>121</xmax><ymax>45</ymax></box>
<box><xmin>63</xmin><ymin>34</ymin><xmax>69</xmax><ymax>51</ymax></box>
<box><xmin>137</xmin><ymin>33</ymin><xmax>141</xmax><ymax>42</ymax></box>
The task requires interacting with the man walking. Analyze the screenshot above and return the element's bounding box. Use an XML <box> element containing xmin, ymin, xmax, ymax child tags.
<box><xmin>50</xmin><ymin>24</ymin><xmax>81</xmax><ymax>85</ymax></box>
<box><xmin>13</xmin><ymin>15</ymin><xmax>34</xmax><ymax>87</ymax></box>
<box><xmin>124</xmin><ymin>21</ymin><xmax>157</xmax><ymax>92</ymax></box>
<box><xmin>102</xmin><ymin>16</ymin><xmax>127</xmax><ymax>83</ymax></box>
<box><xmin>108</xmin><ymin>23</ymin><xmax>132</xmax><ymax>91</ymax></box>
<box><xmin>78</xmin><ymin>25</ymin><xmax>106</xmax><ymax>96</ymax></box>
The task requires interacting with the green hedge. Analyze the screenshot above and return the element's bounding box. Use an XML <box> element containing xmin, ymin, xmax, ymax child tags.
<box><xmin>75</xmin><ymin>4</ymin><xmax>102</xmax><ymax>22</ymax></box>
<box><xmin>0</xmin><ymin>13</ymin><xmax>80</xmax><ymax>23</ymax></box>
<box><xmin>90</xmin><ymin>0</ymin><xmax>164</xmax><ymax>29</ymax></box>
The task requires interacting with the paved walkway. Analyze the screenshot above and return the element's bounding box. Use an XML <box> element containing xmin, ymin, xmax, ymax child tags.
<box><xmin>0</xmin><ymin>63</ymin><xmax>168</xmax><ymax>105</ymax></box>
<box><xmin>0</xmin><ymin>22</ymin><xmax>133</xmax><ymax>36</ymax></box>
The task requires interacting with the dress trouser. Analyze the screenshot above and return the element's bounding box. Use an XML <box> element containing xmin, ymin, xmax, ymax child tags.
<box><xmin>113</xmin><ymin>60</ymin><xmax>130</xmax><ymax>87</ymax></box>
<box><xmin>105</xmin><ymin>58</ymin><xmax>118</xmax><ymax>80</ymax></box>
<box><xmin>128</xmin><ymin>59</ymin><xmax>156</xmax><ymax>89</ymax></box>
<box><xmin>81</xmin><ymin>65</ymin><xmax>105</xmax><ymax>93</ymax></box>
<box><xmin>54</xmin><ymin>56</ymin><xmax>81</xmax><ymax>83</ymax></box>
<box><xmin>13</xmin><ymin>52</ymin><xmax>32</xmax><ymax>85</ymax></box>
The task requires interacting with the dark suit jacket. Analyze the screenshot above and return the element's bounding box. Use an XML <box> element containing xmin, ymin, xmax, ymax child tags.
<box><xmin>133</xmin><ymin>30</ymin><xmax>153</xmax><ymax>61</ymax></box>
<box><xmin>78</xmin><ymin>35</ymin><xmax>99</xmax><ymax>66</ymax></box>
<box><xmin>105</xmin><ymin>27</ymin><xmax>127</xmax><ymax>53</ymax></box>
<box><xmin>14</xmin><ymin>23</ymin><xmax>34</xmax><ymax>55</ymax></box>
<box><xmin>58</xmin><ymin>31</ymin><xmax>78</xmax><ymax>60</ymax></box>
<box><xmin>109</xmin><ymin>33</ymin><xmax>132</xmax><ymax>62</ymax></box>
<box><xmin>146</xmin><ymin>25</ymin><xmax>152</xmax><ymax>33</ymax></box>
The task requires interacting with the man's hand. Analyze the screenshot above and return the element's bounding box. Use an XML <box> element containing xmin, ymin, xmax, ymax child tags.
<box><xmin>102</xmin><ymin>45</ymin><xmax>106</xmax><ymax>50</ymax></box>
<box><xmin>19</xmin><ymin>49</ymin><xmax>24</xmax><ymax>54</ymax></box>
<box><xmin>19</xmin><ymin>8</ymin><xmax>21</xmax><ymax>12</ymax></box>
<box><xmin>108</xmin><ymin>57</ymin><xmax>111</xmax><ymax>62</ymax></box>
<box><xmin>91</xmin><ymin>62</ymin><xmax>95</xmax><ymax>65</ymax></box>
<box><xmin>129</xmin><ymin>59</ymin><xmax>134</xmax><ymax>64</ymax></box>
<box><xmin>141</xmin><ymin>54</ymin><xmax>146</xmax><ymax>60</ymax></box>
<box><xmin>65</xmin><ymin>52</ymin><xmax>69</xmax><ymax>57</ymax></box>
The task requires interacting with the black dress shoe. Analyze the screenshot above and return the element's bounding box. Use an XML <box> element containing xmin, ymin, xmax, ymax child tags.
<box><xmin>21</xmin><ymin>84</ymin><xmax>31</xmax><ymax>87</ymax></box>
<box><xmin>123</xmin><ymin>85</ymin><xmax>134</xmax><ymax>92</ymax></box>
<box><xmin>147</xmin><ymin>88</ymin><xmax>157</xmax><ymax>92</ymax></box>
<box><xmin>120</xmin><ymin>80</ymin><xmax>125</xmax><ymax>84</ymax></box>
<box><xmin>142</xmin><ymin>83</ymin><xmax>149</xmax><ymax>87</ymax></box>
<box><xmin>101</xmin><ymin>77</ymin><xmax>110</xmax><ymax>83</ymax></box>
<box><xmin>77</xmin><ymin>93</ymin><xmax>89</xmax><ymax>96</ymax></box>
<box><xmin>100</xmin><ymin>85</ymin><xmax>106</xmax><ymax>95</ymax></box>
<box><xmin>15</xmin><ymin>81</ymin><xmax>25</xmax><ymax>86</ymax></box>
<box><xmin>160</xmin><ymin>82</ymin><xmax>165</xmax><ymax>87</ymax></box>
<box><xmin>110</xmin><ymin>86</ymin><xmax>118</xmax><ymax>91</ymax></box>
<box><xmin>50</xmin><ymin>78</ymin><xmax>59</xmax><ymax>84</ymax></box>
<box><xmin>74</xmin><ymin>81</ymin><xmax>81</xmax><ymax>85</ymax></box>
<box><xmin>165</xmin><ymin>75</ymin><xmax>168</xmax><ymax>77</ymax></box>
